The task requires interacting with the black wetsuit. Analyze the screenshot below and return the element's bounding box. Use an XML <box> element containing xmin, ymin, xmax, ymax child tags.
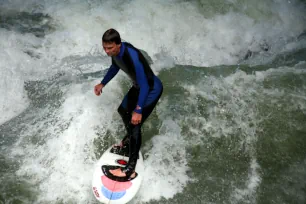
<box><xmin>101</xmin><ymin>42</ymin><xmax>163</xmax><ymax>176</ymax></box>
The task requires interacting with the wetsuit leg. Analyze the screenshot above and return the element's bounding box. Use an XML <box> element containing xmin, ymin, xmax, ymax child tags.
<box><xmin>117</xmin><ymin>86</ymin><xmax>139</xmax><ymax>143</ymax></box>
<box><xmin>117</xmin><ymin>106</ymin><xmax>131</xmax><ymax>144</ymax></box>
<box><xmin>123</xmin><ymin>87</ymin><xmax>163</xmax><ymax>175</ymax></box>
<box><xmin>122</xmin><ymin>124</ymin><xmax>142</xmax><ymax>175</ymax></box>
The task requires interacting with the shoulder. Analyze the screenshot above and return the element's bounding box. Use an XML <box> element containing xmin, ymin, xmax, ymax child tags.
<box><xmin>126</xmin><ymin>45</ymin><xmax>139</xmax><ymax>60</ymax></box>
<box><xmin>123</xmin><ymin>42</ymin><xmax>137</xmax><ymax>53</ymax></box>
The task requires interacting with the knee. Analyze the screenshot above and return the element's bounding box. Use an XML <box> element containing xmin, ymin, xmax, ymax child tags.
<box><xmin>130</xmin><ymin>125</ymin><xmax>141</xmax><ymax>141</ymax></box>
<box><xmin>118</xmin><ymin>105</ymin><xmax>127</xmax><ymax>117</ymax></box>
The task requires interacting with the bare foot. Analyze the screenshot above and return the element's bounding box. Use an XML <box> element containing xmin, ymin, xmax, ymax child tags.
<box><xmin>110</xmin><ymin>168</ymin><xmax>136</xmax><ymax>178</ymax></box>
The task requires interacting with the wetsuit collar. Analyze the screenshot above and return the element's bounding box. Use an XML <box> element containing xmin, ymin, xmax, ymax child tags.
<box><xmin>118</xmin><ymin>42</ymin><xmax>125</xmax><ymax>58</ymax></box>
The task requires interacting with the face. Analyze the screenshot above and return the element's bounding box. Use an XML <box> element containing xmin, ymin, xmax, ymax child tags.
<box><xmin>102</xmin><ymin>42</ymin><xmax>121</xmax><ymax>57</ymax></box>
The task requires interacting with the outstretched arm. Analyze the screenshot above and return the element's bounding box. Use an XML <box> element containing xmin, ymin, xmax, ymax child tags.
<box><xmin>94</xmin><ymin>64</ymin><xmax>119</xmax><ymax>96</ymax></box>
<box><xmin>101</xmin><ymin>64</ymin><xmax>120</xmax><ymax>86</ymax></box>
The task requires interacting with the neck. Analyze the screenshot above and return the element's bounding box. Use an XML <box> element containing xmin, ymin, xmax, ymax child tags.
<box><xmin>115</xmin><ymin>43</ymin><xmax>123</xmax><ymax>57</ymax></box>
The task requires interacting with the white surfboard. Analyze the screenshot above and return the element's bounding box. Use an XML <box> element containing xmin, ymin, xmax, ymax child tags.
<box><xmin>92</xmin><ymin>145</ymin><xmax>144</xmax><ymax>204</ymax></box>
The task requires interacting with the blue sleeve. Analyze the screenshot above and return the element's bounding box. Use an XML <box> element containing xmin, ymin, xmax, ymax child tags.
<box><xmin>128</xmin><ymin>48</ymin><xmax>150</xmax><ymax>114</ymax></box>
<box><xmin>101</xmin><ymin>64</ymin><xmax>120</xmax><ymax>86</ymax></box>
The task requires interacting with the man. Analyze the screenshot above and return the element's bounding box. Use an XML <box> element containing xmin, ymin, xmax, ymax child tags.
<box><xmin>94</xmin><ymin>28</ymin><xmax>163</xmax><ymax>179</ymax></box>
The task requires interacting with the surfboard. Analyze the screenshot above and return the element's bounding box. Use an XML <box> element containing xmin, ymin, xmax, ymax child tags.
<box><xmin>92</xmin><ymin>145</ymin><xmax>144</xmax><ymax>204</ymax></box>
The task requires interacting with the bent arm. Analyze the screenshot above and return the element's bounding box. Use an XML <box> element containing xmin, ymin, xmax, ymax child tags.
<box><xmin>101</xmin><ymin>64</ymin><xmax>120</xmax><ymax>86</ymax></box>
<box><xmin>129</xmin><ymin>48</ymin><xmax>150</xmax><ymax>114</ymax></box>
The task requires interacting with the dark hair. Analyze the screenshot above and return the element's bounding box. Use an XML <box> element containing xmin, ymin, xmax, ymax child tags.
<box><xmin>102</xmin><ymin>28</ymin><xmax>121</xmax><ymax>44</ymax></box>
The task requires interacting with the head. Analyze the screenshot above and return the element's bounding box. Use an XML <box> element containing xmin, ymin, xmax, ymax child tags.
<box><xmin>102</xmin><ymin>28</ymin><xmax>121</xmax><ymax>57</ymax></box>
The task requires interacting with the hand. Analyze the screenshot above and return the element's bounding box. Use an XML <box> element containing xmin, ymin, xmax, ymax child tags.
<box><xmin>94</xmin><ymin>83</ymin><xmax>104</xmax><ymax>96</ymax></box>
<box><xmin>131</xmin><ymin>112</ymin><xmax>142</xmax><ymax>125</ymax></box>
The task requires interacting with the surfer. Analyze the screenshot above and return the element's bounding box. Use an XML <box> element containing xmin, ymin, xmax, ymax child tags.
<box><xmin>94</xmin><ymin>28</ymin><xmax>163</xmax><ymax>179</ymax></box>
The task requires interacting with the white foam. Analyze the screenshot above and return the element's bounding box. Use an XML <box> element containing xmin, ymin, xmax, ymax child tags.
<box><xmin>12</xmin><ymin>78</ymin><xmax>191</xmax><ymax>203</ymax></box>
<box><xmin>231</xmin><ymin>159</ymin><xmax>261</xmax><ymax>203</ymax></box>
<box><xmin>0</xmin><ymin>30</ymin><xmax>33</xmax><ymax>124</ymax></box>
<box><xmin>182</xmin><ymin>70</ymin><xmax>265</xmax><ymax>203</ymax></box>
<box><xmin>2</xmin><ymin>0</ymin><xmax>305</xmax><ymax>124</ymax></box>
<box><xmin>14</xmin><ymin>79</ymin><xmax>121</xmax><ymax>203</ymax></box>
<box><xmin>181</xmin><ymin>62</ymin><xmax>306</xmax><ymax>202</ymax></box>
<box><xmin>34</xmin><ymin>0</ymin><xmax>306</xmax><ymax>67</ymax></box>
<box><xmin>136</xmin><ymin>119</ymin><xmax>191</xmax><ymax>202</ymax></box>
<box><xmin>2</xmin><ymin>0</ymin><xmax>306</xmax><ymax>203</ymax></box>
